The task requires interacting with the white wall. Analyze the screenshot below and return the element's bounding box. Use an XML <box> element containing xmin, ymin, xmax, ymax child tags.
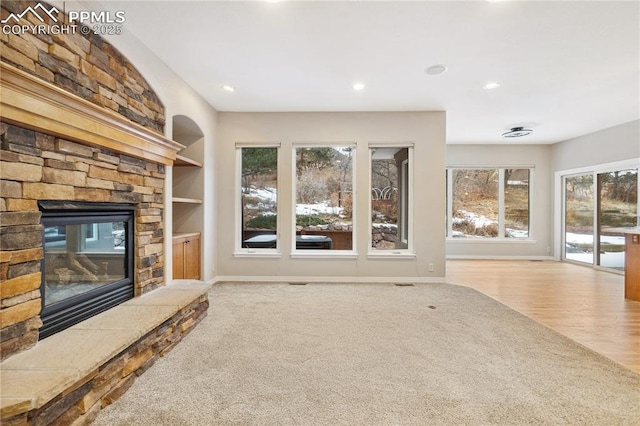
<box><xmin>445</xmin><ymin>121</ymin><xmax>639</xmax><ymax>260</ymax></box>
<box><xmin>94</xmin><ymin>12</ymin><xmax>218</xmax><ymax>283</ymax></box>
<box><xmin>446</xmin><ymin>144</ymin><xmax>554</xmax><ymax>259</ymax></box>
<box><xmin>216</xmin><ymin>112</ymin><xmax>446</xmax><ymax>282</ymax></box>
<box><xmin>552</xmin><ymin>120</ymin><xmax>639</xmax><ymax>172</ymax></box>
<box><xmin>551</xmin><ymin>120</ymin><xmax>640</xmax><ymax>261</ymax></box>
<box><xmin>64</xmin><ymin>1</ymin><xmax>640</xmax><ymax>276</ymax></box>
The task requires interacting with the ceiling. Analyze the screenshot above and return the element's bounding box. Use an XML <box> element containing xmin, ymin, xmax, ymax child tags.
<box><xmin>102</xmin><ymin>1</ymin><xmax>638</xmax><ymax>144</ymax></box>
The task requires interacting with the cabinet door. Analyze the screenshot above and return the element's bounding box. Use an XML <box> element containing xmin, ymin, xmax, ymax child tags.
<box><xmin>184</xmin><ymin>236</ymin><xmax>200</xmax><ymax>279</ymax></box>
<box><xmin>626</xmin><ymin>234</ymin><xmax>640</xmax><ymax>301</ymax></box>
<box><xmin>172</xmin><ymin>238</ymin><xmax>185</xmax><ymax>279</ymax></box>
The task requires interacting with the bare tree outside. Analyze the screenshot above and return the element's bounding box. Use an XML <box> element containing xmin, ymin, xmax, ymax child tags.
<box><xmin>295</xmin><ymin>146</ymin><xmax>354</xmax><ymax>249</ymax></box>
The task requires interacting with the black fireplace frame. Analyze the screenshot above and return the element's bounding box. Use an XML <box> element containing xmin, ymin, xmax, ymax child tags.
<box><xmin>38</xmin><ymin>201</ymin><xmax>135</xmax><ymax>339</ymax></box>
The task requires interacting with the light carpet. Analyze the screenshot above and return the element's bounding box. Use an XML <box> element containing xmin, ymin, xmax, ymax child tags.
<box><xmin>94</xmin><ymin>282</ymin><xmax>640</xmax><ymax>425</ymax></box>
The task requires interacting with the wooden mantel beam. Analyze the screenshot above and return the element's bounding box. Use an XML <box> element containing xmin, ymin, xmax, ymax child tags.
<box><xmin>0</xmin><ymin>62</ymin><xmax>184</xmax><ymax>165</ymax></box>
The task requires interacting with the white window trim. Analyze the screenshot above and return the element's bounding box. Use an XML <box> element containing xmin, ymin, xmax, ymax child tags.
<box><xmin>234</xmin><ymin>251</ymin><xmax>282</xmax><ymax>259</ymax></box>
<box><xmin>234</xmin><ymin>143</ymin><xmax>281</xmax><ymax>257</ymax></box>
<box><xmin>81</xmin><ymin>223</ymin><xmax>99</xmax><ymax>246</ymax></box>
<box><xmin>400</xmin><ymin>159</ymin><xmax>409</xmax><ymax>244</ymax></box>
<box><xmin>498</xmin><ymin>169</ymin><xmax>505</xmax><ymax>238</ymax></box>
<box><xmin>367</xmin><ymin>252</ymin><xmax>416</xmax><ymax>260</ymax></box>
<box><xmin>292</xmin><ymin>143</ymin><xmax>357</xmax><ymax>254</ymax></box>
<box><xmin>446</xmin><ymin>166</ymin><xmax>535</xmax><ymax>241</ymax></box>
<box><xmin>368</xmin><ymin>144</ymin><xmax>415</xmax><ymax>255</ymax></box>
<box><xmin>290</xmin><ymin>251</ymin><xmax>358</xmax><ymax>260</ymax></box>
<box><xmin>446</xmin><ymin>238</ymin><xmax>538</xmax><ymax>244</ymax></box>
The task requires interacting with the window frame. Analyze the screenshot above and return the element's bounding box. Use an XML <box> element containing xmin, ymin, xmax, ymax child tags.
<box><xmin>400</xmin><ymin>158</ymin><xmax>410</xmax><ymax>244</ymax></box>
<box><xmin>291</xmin><ymin>142</ymin><xmax>357</xmax><ymax>258</ymax></box>
<box><xmin>368</xmin><ymin>143</ymin><xmax>415</xmax><ymax>257</ymax></box>
<box><xmin>446</xmin><ymin>166</ymin><xmax>535</xmax><ymax>242</ymax></box>
<box><xmin>234</xmin><ymin>143</ymin><xmax>282</xmax><ymax>258</ymax></box>
<box><xmin>557</xmin><ymin>158</ymin><xmax>639</xmax><ymax>272</ymax></box>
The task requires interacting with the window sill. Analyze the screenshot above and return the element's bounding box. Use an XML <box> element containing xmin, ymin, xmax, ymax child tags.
<box><xmin>233</xmin><ymin>251</ymin><xmax>282</xmax><ymax>258</ymax></box>
<box><xmin>367</xmin><ymin>251</ymin><xmax>416</xmax><ymax>260</ymax></box>
<box><xmin>446</xmin><ymin>238</ymin><xmax>537</xmax><ymax>244</ymax></box>
<box><xmin>290</xmin><ymin>251</ymin><xmax>358</xmax><ymax>260</ymax></box>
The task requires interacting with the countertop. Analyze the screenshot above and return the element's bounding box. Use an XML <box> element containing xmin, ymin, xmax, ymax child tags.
<box><xmin>607</xmin><ymin>226</ymin><xmax>640</xmax><ymax>235</ymax></box>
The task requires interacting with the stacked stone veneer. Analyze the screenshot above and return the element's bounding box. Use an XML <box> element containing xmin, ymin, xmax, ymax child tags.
<box><xmin>0</xmin><ymin>122</ymin><xmax>166</xmax><ymax>360</ymax></box>
<box><xmin>0</xmin><ymin>1</ymin><xmax>171</xmax><ymax>360</ymax></box>
<box><xmin>1</xmin><ymin>1</ymin><xmax>165</xmax><ymax>133</ymax></box>
<box><xmin>1</xmin><ymin>291</ymin><xmax>210</xmax><ymax>426</ymax></box>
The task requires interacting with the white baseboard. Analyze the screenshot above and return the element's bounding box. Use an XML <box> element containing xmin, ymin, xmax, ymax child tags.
<box><xmin>213</xmin><ymin>275</ymin><xmax>447</xmax><ymax>284</ymax></box>
<box><xmin>446</xmin><ymin>255</ymin><xmax>555</xmax><ymax>261</ymax></box>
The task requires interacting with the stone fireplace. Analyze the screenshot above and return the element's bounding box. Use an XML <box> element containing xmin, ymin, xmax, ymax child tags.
<box><xmin>1</xmin><ymin>0</ymin><xmax>184</xmax><ymax>359</ymax></box>
<box><xmin>0</xmin><ymin>4</ymin><xmax>212</xmax><ymax>423</ymax></box>
<box><xmin>0</xmin><ymin>110</ymin><xmax>179</xmax><ymax>357</ymax></box>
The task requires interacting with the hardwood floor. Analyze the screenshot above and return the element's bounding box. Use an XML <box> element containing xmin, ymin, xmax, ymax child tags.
<box><xmin>446</xmin><ymin>260</ymin><xmax>640</xmax><ymax>374</ymax></box>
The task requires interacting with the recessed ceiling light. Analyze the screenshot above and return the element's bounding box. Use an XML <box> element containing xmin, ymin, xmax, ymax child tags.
<box><xmin>222</xmin><ymin>85</ymin><xmax>235</xmax><ymax>92</ymax></box>
<box><xmin>502</xmin><ymin>127</ymin><xmax>533</xmax><ymax>138</ymax></box>
<box><xmin>353</xmin><ymin>82</ymin><xmax>365</xmax><ymax>91</ymax></box>
<box><xmin>425</xmin><ymin>64</ymin><xmax>448</xmax><ymax>75</ymax></box>
<box><xmin>483</xmin><ymin>82</ymin><xmax>501</xmax><ymax>90</ymax></box>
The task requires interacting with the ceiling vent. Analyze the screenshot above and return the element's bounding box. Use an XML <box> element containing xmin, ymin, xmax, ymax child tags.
<box><xmin>502</xmin><ymin>127</ymin><xmax>533</xmax><ymax>138</ymax></box>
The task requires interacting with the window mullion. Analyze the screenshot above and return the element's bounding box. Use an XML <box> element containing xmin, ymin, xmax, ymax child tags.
<box><xmin>593</xmin><ymin>171</ymin><xmax>599</xmax><ymax>266</ymax></box>
<box><xmin>498</xmin><ymin>169</ymin><xmax>505</xmax><ymax>238</ymax></box>
<box><xmin>446</xmin><ymin>169</ymin><xmax>452</xmax><ymax>237</ymax></box>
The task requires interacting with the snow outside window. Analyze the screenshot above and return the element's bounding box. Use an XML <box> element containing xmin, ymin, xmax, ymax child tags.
<box><xmin>294</xmin><ymin>146</ymin><xmax>354</xmax><ymax>251</ymax></box>
<box><xmin>447</xmin><ymin>168</ymin><xmax>530</xmax><ymax>239</ymax></box>
<box><xmin>563</xmin><ymin>167</ymin><xmax>638</xmax><ymax>271</ymax></box>
<box><xmin>239</xmin><ymin>147</ymin><xmax>278</xmax><ymax>250</ymax></box>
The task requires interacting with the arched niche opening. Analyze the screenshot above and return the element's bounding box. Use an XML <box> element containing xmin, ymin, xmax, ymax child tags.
<box><xmin>171</xmin><ymin>115</ymin><xmax>205</xmax><ymax>279</ymax></box>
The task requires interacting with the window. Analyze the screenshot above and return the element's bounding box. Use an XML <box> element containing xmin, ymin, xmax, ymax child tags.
<box><xmin>450</xmin><ymin>169</ymin><xmax>499</xmax><ymax>238</ymax></box>
<box><xmin>370</xmin><ymin>146</ymin><xmax>412</xmax><ymax>250</ymax></box>
<box><xmin>447</xmin><ymin>168</ymin><xmax>531</xmax><ymax>239</ymax></box>
<box><xmin>294</xmin><ymin>145</ymin><xmax>354</xmax><ymax>251</ymax></box>
<box><xmin>564</xmin><ymin>174</ymin><xmax>594</xmax><ymax>264</ymax></box>
<box><xmin>563</xmin><ymin>167</ymin><xmax>638</xmax><ymax>270</ymax></box>
<box><xmin>504</xmin><ymin>169</ymin><xmax>530</xmax><ymax>238</ymax></box>
<box><xmin>238</xmin><ymin>146</ymin><xmax>278</xmax><ymax>250</ymax></box>
<box><xmin>597</xmin><ymin>169</ymin><xmax>638</xmax><ymax>270</ymax></box>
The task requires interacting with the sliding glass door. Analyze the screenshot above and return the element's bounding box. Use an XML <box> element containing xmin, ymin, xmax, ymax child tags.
<box><xmin>563</xmin><ymin>167</ymin><xmax>638</xmax><ymax>271</ymax></box>
<box><xmin>597</xmin><ymin>169</ymin><xmax>638</xmax><ymax>270</ymax></box>
<box><xmin>564</xmin><ymin>174</ymin><xmax>594</xmax><ymax>264</ymax></box>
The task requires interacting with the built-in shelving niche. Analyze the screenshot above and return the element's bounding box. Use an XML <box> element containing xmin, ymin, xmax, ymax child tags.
<box><xmin>171</xmin><ymin>115</ymin><xmax>204</xmax><ymax>279</ymax></box>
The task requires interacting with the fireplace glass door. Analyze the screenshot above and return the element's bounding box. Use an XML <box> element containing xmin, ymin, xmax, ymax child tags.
<box><xmin>40</xmin><ymin>202</ymin><xmax>134</xmax><ymax>338</ymax></box>
<box><xmin>43</xmin><ymin>221</ymin><xmax>127</xmax><ymax>305</ymax></box>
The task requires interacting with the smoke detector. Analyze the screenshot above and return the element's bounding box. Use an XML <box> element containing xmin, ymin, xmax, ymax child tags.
<box><xmin>502</xmin><ymin>127</ymin><xmax>533</xmax><ymax>138</ymax></box>
<box><xmin>425</xmin><ymin>64</ymin><xmax>448</xmax><ymax>75</ymax></box>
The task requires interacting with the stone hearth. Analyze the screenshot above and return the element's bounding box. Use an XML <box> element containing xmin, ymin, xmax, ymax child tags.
<box><xmin>1</xmin><ymin>280</ymin><xmax>210</xmax><ymax>425</ymax></box>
